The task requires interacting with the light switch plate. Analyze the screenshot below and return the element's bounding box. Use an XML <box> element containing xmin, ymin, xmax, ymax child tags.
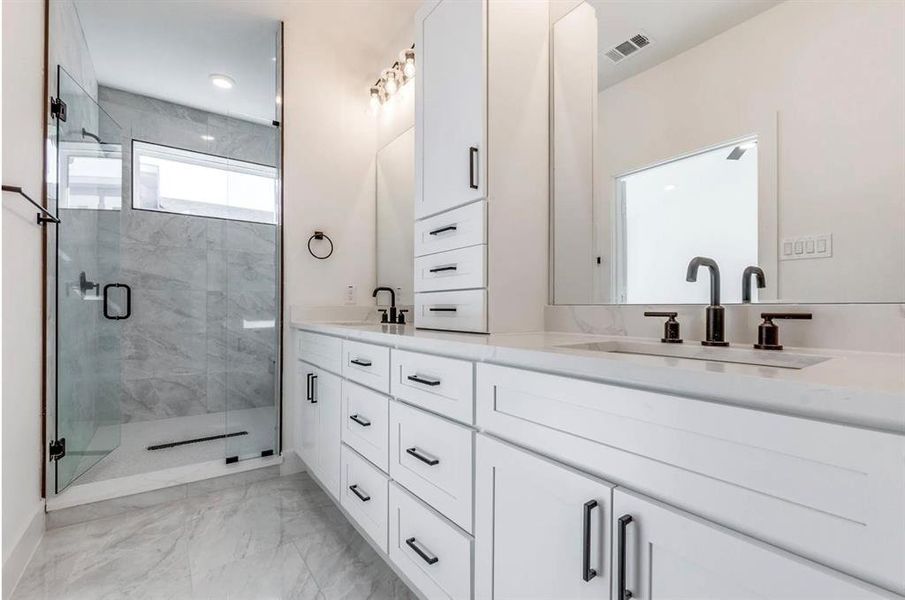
<box><xmin>780</xmin><ymin>233</ymin><xmax>832</xmax><ymax>261</ymax></box>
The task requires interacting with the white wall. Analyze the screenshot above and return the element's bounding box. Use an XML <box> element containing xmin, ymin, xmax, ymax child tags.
<box><xmin>594</xmin><ymin>0</ymin><xmax>905</xmax><ymax>303</ymax></box>
<box><xmin>2</xmin><ymin>0</ymin><xmax>48</xmax><ymax>595</ymax></box>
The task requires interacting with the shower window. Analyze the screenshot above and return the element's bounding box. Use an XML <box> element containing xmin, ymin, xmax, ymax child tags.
<box><xmin>58</xmin><ymin>145</ymin><xmax>123</xmax><ymax>210</ymax></box>
<box><xmin>132</xmin><ymin>140</ymin><xmax>278</xmax><ymax>224</ymax></box>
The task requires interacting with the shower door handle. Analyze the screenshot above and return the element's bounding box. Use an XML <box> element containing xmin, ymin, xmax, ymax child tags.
<box><xmin>103</xmin><ymin>283</ymin><xmax>132</xmax><ymax>320</ymax></box>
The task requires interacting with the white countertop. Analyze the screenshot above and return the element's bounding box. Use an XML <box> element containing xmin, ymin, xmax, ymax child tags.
<box><xmin>292</xmin><ymin>320</ymin><xmax>905</xmax><ymax>434</ymax></box>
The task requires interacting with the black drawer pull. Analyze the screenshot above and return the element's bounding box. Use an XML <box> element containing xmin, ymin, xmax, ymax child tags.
<box><xmin>406</xmin><ymin>447</ymin><xmax>439</xmax><ymax>466</ymax></box>
<box><xmin>582</xmin><ymin>500</ymin><xmax>599</xmax><ymax>582</ymax></box>
<box><xmin>428</xmin><ymin>307</ymin><xmax>457</xmax><ymax>313</ymax></box>
<box><xmin>429</xmin><ymin>225</ymin><xmax>457</xmax><ymax>236</ymax></box>
<box><xmin>350</xmin><ymin>358</ymin><xmax>372</xmax><ymax>367</ymax></box>
<box><xmin>469</xmin><ymin>146</ymin><xmax>479</xmax><ymax>190</ymax></box>
<box><xmin>306</xmin><ymin>373</ymin><xmax>313</xmax><ymax>401</ymax></box>
<box><xmin>407</xmin><ymin>374</ymin><xmax>441</xmax><ymax>387</ymax></box>
<box><xmin>618</xmin><ymin>514</ymin><xmax>634</xmax><ymax>599</ymax></box>
<box><xmin>429</xmin><ymin>265</ymin><xmax>457</xmax><ymax>273</ymax></box>
<box><xmin>349</xmin><ymin>484</ymin><xmax>370</xmax><ymax>502</ymax></box>
<box><xmin>350</xmin><ymin>414</ymin><xmax>371</xmax><ymax>427</ymax></box>
<box><xmin>405</xmin><ymin>537</ymin><xmax>439</xmax><ymax>565</ymax></box>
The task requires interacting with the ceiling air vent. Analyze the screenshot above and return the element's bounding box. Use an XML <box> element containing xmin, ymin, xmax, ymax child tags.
<box><xmin>604</xmin><ymin>32</ymin><xmax>653</xmax><ymax>64</ymax></box>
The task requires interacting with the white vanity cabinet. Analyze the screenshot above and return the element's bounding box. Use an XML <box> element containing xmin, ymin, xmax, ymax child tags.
<box><xmin>474</xmin><ymin>435</ymin><xmax>614</xmax><ymax>600</ymax></box>
<box><xmin>414</xmin><ymin>0</ymin><xmax>549</xmax><ymax>333</ymax></box>
<box><xmin>612</xmin><ymin>488</ymin><xmax>897</xmax><ymax>600</ymax></box>
<box><xmin>416</xmin><ymin>0</ymin><xmax>486</xmax><ymax>219</ymax></box>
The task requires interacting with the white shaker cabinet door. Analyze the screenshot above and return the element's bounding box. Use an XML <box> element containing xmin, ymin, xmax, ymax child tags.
<box><xmin>474</xmin><ymin>434</ymin><xmax>615</xmax><ymax>600</ymax></box>
<box><xmin>313</xmin><ymin>367</ymin><xmax>342</xmax><ymax>500</ymax></box>
<box><xmin>416</xmin><ymin>0</ymin><xmax>486</xmax><ymax>218</ymax></box>
<box><xmin>296</xmin><ymin>362</ymin><xmax>319</xmax><ymax>473</ymax></box>
<box><xmin>611</xmin><ymin>488</ymin><xmax>899</xmax><ymax>600</ymax></box>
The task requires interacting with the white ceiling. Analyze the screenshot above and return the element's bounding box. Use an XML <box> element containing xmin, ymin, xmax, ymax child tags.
<box><xmin>588</xmin><ymin>0</ymin><xmax>781</xmax><ymax>90</ymax></box>
<box><xmin>74</xmin><ymin>0</ymin><xmax>280</xmax><ymax>123</ymax></box>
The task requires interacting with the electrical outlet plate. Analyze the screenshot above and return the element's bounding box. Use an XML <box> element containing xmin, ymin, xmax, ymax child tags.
<box><xmin>344</xmin><ymin>284</ymin><xmax>356</xmax><ymax>305</ymax></box>
<box><xmin>780</xmin><ymin>233</ymin><xmax>832</xmax><ymax>261</ymax></box>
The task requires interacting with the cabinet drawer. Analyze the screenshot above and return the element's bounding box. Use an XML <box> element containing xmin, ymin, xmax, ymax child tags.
<box><xmin>390</xmin><ymin>401</ymin><xmax>474</xmax><ymax>532</ymax></box>
<box><xmin>341</xmin><ymin>381</ymin><xmax>389</xmax><ymax>473</ymax></box>
<box><xmin>477</xmin><ymin>363</ymin><xmax>905</xmax><ymax>594</ymax></box>
<box><xmin>341</xmin><ymin>444</ymin><xmax>390</xmax><ymax>553</ymax></box>
<box><xmin>389</xmin><ymin>482</ymin><xmax>473</xmax><ymax>600</ymax></box>
<box><xmin>414</xmin><ymin>245</ymin><xmax>486</xmax><ymax>293</ymax></box>
<box><xmin>414</xmin><ymin>200</ymin><xmax>486</xmax><ymax>257</ymax></box>
<box><xmin>297</xmin><ymin>330</ymin><xmax>342</xmax><ymax>374</ymax></box>
<box><xmin>415</xmin><ymin>289</ymin><xmax>486</xmax><ymax>333</ymax></box>
<box><xmin>342</xmin><ymin>340</ymin><xmax>390</xmax><ymax>394</ymax></box>
<box><xmin>391</xmin><ymin>349</ymin><xmax>474</xmax><ymax>424</ymax></box>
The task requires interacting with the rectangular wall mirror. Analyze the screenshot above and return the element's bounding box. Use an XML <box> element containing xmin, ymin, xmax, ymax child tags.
<box><xmin>550</xmin><ymin>0</ymin><xmax>904</xmax><ymax>305</ymax></box>
<box><xmin>376</xmin><ymin>127</ymin><xmax>415</xmax><ymax>308</ymax></box>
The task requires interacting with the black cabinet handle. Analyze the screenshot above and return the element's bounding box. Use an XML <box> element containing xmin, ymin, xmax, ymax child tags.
<box><xmin>405</xmin><ymin>537</ymin><xmax>439</xmax><ymax>565</ymax></box>
<box><xmin>406</xmin><ymin>447</ymin><xmax>439</xmax><ymax>466</ymax></box>
<box><xmin>428</xmin><ymin>307</ymin><xmax>457</xmax><ymax>313</ymax></box>
<box><xmin>310</xmin><ymin>374</ymin><xmax>318</xmax><ymax>403</ymax></box>
<box><xmin>350</xmin><ymin>358</ymin><xmax>372</xmax><ymax>367</ymax></box>
<box><xmin>349</xmin><ymin>484</ymin><xmax>370</xmax><ymax>502</ymax></box>
<box><xmin>102</xmin><ymin>283</ymin><xmax>131</xmax><ymax>320</ymax></box>
<box><xmin>469</xmin><ymin>146</ymin><xmax>479</xmax><ymax>190</ymax></box>
<box><xmin>429</xmin><ymin>225</ymin><xmax>457</xmax><ymax>236</ymax></box>
<box><xmin>350</xmin><ymin>414</ymin><xmax>371</xmax><ymax>427</ymax></box>
<box><xmin>582</xmin><ymin>500</ymin><xmax>599</xmax><ymax>582</ymax></box>
<box><xmin>407</xmin><ymin>374</ymin><xmax>441</xmax><ymax>387</ymax></box>
<box><xmin>618</xmin><ymin>514</ymin><xmax>634</xmax><ymax>599</ymax></box>
<box><xmin>429</xmin><ymin>265</ymin><xmax>458</xmax><ymax>274</ymax></box>
<box><xmin>306</xmin><ymin>373</ymin><xmax>313</xmax><ymax>401</ymax></box>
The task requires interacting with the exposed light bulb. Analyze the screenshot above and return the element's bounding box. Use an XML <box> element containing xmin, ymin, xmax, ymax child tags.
<box><xmin>384</xmin><ymin>70</ymin><xmax>398</xmax><ymax>95</ymax></box>
<box><xmin>209</xmin><ymin>74</ymin><xmax>235</xmax><ymax>89</ymax></box>
<box><xmin>369</xmin><ymin>86</ymin><xmax>382</xmax><ymax>111</ymax></box>
<box><xmin>403</xmin><ymin>49</ymin><xmax>415</xmax><ymax>78</ymax></box>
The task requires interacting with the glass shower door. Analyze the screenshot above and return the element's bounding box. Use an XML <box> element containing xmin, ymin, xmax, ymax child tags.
<box><xmin>54</xmin><ymin>67</ymin><xmax>125</xmax><ymax>492</ymax></box>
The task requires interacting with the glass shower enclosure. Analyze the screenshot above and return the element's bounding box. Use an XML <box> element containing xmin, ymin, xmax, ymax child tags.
<box><xmin>47</xmin><ymin>65</ymin><xmax>282</xmax><ymax>495</ymax></box>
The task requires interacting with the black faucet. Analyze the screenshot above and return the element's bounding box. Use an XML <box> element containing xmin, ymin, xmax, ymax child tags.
<box><xmin>742</xmin><ymin>266</ymin><xmax>766</xmax><ymax>304</ymax></box>
<box><xmin>372</xmin><ymin>287</ymin><xmax>397</xmax><ymax>323</ymax></box>
<box><xmin>686</xmin><ymin>257</ymin><xmax>728</xmax><ymax>346</ymax></box>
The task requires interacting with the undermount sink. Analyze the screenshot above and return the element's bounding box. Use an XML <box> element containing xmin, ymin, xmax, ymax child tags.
<box><xmin>558</xmin><ymin>340</ymin><xmax>831</xmax><ymax>370</ymax></box>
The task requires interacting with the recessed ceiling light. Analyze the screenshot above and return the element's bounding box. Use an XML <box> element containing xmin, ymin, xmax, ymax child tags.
<box><xmin>201</xmin><ymin>134</ymin><xmax>215</xmax><ymax>141</ymax></box>
<box><xmin>209</xmin><ymin>74</ymin><xmax>235</xmax><ymax>90</ymax></box>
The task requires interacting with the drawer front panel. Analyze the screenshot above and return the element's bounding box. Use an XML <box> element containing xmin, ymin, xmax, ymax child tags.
<box><xmin>414</xmin><ymin>245</ymin><xmax>486</xmax><ymax>293</ymax></box>
<box><xmin>390</xmin><ymin>401</ymin><xmax>474</xmax><ymax>532</ymax></box>
<box><xmin>389</xmin><ymin>482</ymin><xmax>473</xmax><ymax>600</ymax></box>
<box><xmin>476</xmin><ymin>363</ymin><xmax>905</xmax><ymax>594</ymax></box>
<box><xmin>415</xmin><ymin>199</ymin><xmax>486</xmax><ymax>257</ymax></box>
<box><xmin>341</xmin><ymin>381</ymin><xmax>390</xmax><ymax>472</ymax></box>
<box><xmin>415</xmin><ymin>289</ymin><xmax>487</xmax><ymax>333</ymax></box>
<box><xmin>341</xmin><ymin>444</ymin><xmax>390</xmax><ymax>553</ymax></box>
<box><xmin>391</xmin><ymin>349</ymin><xmax>475</xmax><ymax>424</ymax></box>
<box><xmin>342</xmin><ymin>340</ymin><xmax>391</xmax><ymax>394</ymax></box>
<box><xmin>297</xmin><ymin>330</ymin><xmax>342</xmax><ymax>374</ymax></box>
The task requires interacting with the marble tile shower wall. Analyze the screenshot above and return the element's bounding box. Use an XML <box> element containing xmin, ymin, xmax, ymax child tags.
<box><xmin>91</xmin><ymin>87</ymin><xmax>279</xmax><ymax>423</ymax></box>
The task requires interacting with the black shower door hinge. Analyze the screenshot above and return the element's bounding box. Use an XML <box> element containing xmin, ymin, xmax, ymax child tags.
<box><xmin>50</xmin><ymin>97</ymin><xmax>67</xmax><ymax>122</ymax></box>
<box><xmin>49</xmin><ymin>438</ymin><xmax>66</xmax><ymax>461</ymax></box>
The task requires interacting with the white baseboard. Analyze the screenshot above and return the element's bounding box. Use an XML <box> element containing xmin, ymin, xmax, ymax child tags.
<box><xmin>2</xmin><ymin>503</ymin><xmax>45</xmax><ymax>600</ymax></box>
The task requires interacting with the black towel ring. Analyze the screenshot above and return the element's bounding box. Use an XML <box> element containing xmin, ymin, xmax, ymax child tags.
<box><xmin>307</xmin><ymin>231</ymin><xmax>334</xmax><ymax>260</ymax></box>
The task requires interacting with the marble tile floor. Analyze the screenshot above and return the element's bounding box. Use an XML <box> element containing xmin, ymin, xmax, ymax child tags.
<box><xmin>13</xmin><ymin>471</ymin><xmax>418</xmax><ymax>600</ymax></box>
<box><xmin>76</xmin><ymin>407</ymin><xmax>276</xmax><ymax>485</ymax></box>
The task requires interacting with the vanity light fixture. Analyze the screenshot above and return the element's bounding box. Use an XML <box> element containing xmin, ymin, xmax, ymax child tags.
<box><xmin>368</xmin><ymin>44</ymin><xmax>414</xmax><ymax>113</ymax></box>
<box><xmin>209</xmin><ymin>74</ymin><xmax>235</xmax><ymax>90</ymax></box>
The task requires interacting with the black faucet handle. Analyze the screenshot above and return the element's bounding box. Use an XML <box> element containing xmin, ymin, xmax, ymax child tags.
<box><xmin>644</xmin><ymin>311</ymin><xmax>682</xmax><ymax>343</ymax></box>
<box><xmin>761</xmin><ymin>312</ymin><xmax>812</xmax><ymax>321</ymax></box>
<box><xmin>644</xmin><ymin>311</ymin><xmax>678</xmax><ymax>319</ymax></box>
<box><xmin>378</xmin><ymin>309</ymin><xmax>389</xmax><ymax>323</ymax></box>
<box><xmin>755</xmin><ymin>313</ymin><xmax>811</xmax><ymax>350</ymax></box>
<box><xmin>397</xmin><ymin>309</ymin><xmax>408</xmax><ymax>325</ymax></box>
